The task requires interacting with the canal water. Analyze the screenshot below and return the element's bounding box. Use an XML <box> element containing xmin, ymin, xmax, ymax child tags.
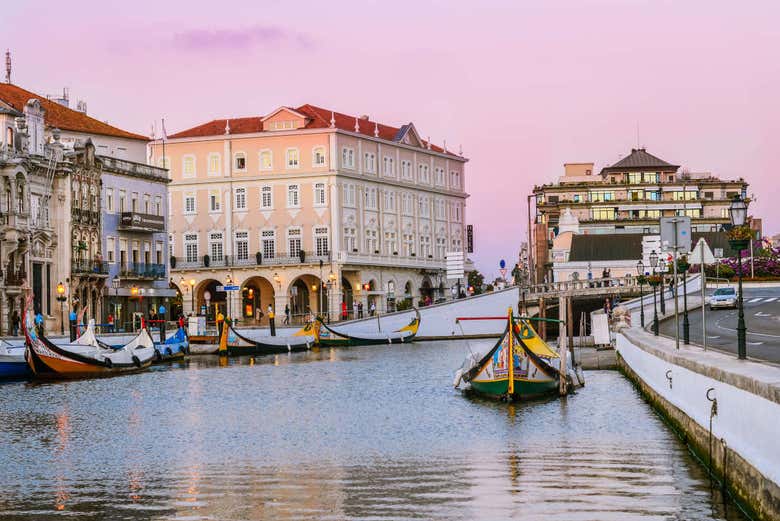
<box><xmin>0</xmin><ymin>340</ymin><xmax>747</xmax><ymax>520</ymax></box>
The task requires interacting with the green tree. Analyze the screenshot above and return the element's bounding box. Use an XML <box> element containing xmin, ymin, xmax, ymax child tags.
<box><xmin>468</xmin><ymin>270</ymin><xmax>485</xmax><ymax>295</ymax></box>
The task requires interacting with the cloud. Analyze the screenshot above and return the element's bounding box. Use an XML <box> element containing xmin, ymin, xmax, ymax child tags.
<box><xmin>171</xmin><ymin>25</ymin><xmax>314</xmax><ymax>52</ymax></box>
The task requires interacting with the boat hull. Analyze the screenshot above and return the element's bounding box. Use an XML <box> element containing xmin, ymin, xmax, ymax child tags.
<box><xmin>0</xmin><ymin>359</ymin><xmax>31</xmax><ymax>379</ymax></box>
<box><xmin>317</xmin><ymin>334</ymin><xmax>415</xmax><ymax>347</ymax></box>
<box><xmin>469</xmin><ymin>377</ymin><xmax>559</xmax><ymax>400</ymax></box>
<box><xmin>26</xmin><ymin>342</ymin><xmax>152</xmax><ymax>379</ymax></box>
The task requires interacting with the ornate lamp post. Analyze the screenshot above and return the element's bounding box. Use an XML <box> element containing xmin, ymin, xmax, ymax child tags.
<box><xmin>56</xmin><ymin>282</ymin><xmax>67</xmax><ymax>335</ymax></box>
<box><xmin>728</xmin><ymin>194</ymin><xmax>749</xmax><ymax>360</ymax></box>
<box><xmin>225</xmin><ymin>275</ymin><xmax>233</xmax><ymax>320</ymax></box>
<box><xmin>189</xmin><ymin>278</ymin><xmax>196</xmax><ymax>314</ymax></box>
<box><xmin>111</xmin><ymin>276</ymin><xmax>120</xmax><ymax>331</ymax></box>
<box><xmin>678</xmin><ymin>255</ymin><xmax>690</xmax><ymax>344</ymax></box>
<box><xmin>636</xmin><ymin>260</ymin><xmax>645</xmax><ymax>328</ymax></box>
<box><xmin>649</xmin><ymin>250</ymin><xmax>659</xmax><ymax>335</ymax></box>
<box><xmin>327</xmin><ymin>271</ymin><xmax>337</xmax><ymax>323</ymax></box>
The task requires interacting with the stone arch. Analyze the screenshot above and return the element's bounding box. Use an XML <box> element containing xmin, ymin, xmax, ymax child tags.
<box><xmin>196</xmin><ymin>278</ymin><xmax>225</xmax><ymax>320</ymax></box>
<box><xmin>241</xmin><ymin>275</ymin><xmax>275</xmax><ymax>324</ymax></box>
<box><xmin>341</xmin><ymin>276</ymin><xmax>354</xmax><ymax>317</ymax></box>
<box><xmin>420</xmin><ymin>275</ymin><xmax>434</xmax><ymax>304</ymax></box>
<box><xmin>286</xmin><ymin>273</ymin><xmax>326</xmax><ymax>322</ymax></box>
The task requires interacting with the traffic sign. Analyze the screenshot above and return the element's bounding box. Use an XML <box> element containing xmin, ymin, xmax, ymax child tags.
<box><xmin>660</xmin><ymin>216</ymin><xmax>692</xmax><ymax>253</ymax></box>
<box><xmin>217</xmin><ymin>285</ymin><xmax>240</xmax><ymax>291</ymax></box>
<box><xmin>689</xmin><ymin>238</ymin><xmax>715</xmax><ymax>265</ymax></box>
<box><xmin>499</xmin><ymin>259</ymin><xmax>506</xmax><ymax>269</ymax></box>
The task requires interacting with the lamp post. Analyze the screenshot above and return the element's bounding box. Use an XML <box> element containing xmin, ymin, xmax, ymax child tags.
<box><xmin>130</xmin><ymin>285</ymin><xmax>139</xmax><ymax>330</ymax></box>
<box><xmin>189</xmin><ymin>278</ymin><xmax>196</xmax><ymax>315</ymax></box>
<box><xmin>56</xmin><ymin>282</ymin><xmax>67</xmax><ymax>335</ymax></box>
<box><xmin>650</xmin><ymin>250</ymin><xmax>659</xmax><ymax>335</ymax></box>
<box><xmin>729</xmin><ymin>194</ymin><xmax>749</xmax><ymax>360</ymax></box>
<box><xmin>225</xmin><ymin>275</ymin><xmax>233</xmax><ymax>320</ymax></box>
<box><xmin>111</xmin><ymin>276</ymin><xmax>120</xmax><ymax>331</ymax></box>
<box><xmin>327</xmin><ymin>271</ymin><xmax>337</xmax><ymax>323</ymax></box>
<box><xmin>636</xmin><ymin>261</ymin><xmax>645</xmax><ymax>328</ymax></box>
<box><xmin>679</xmin><ymin>256</ymin><xmax>690</xmax><ymax>344</ymax></box>
<box><xmin>659</xmin><ymin>260</ymin><xmax>666</xmax><ymax>315</ymax></box>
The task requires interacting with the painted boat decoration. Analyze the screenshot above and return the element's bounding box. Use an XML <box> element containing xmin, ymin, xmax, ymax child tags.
<box><xmin>0</xmin><ymin>341</ymin><xmax>31</xmax><ymax>380</ymax></box>
<box><xmin>313</xmin><ymin>308</ymin><xmax>420</xmax><ymax>347</ymax></box>
<box><xmin>153</xmin><ymin>327</ymin><xmax>189</xmax><ymax>362</ymax></box>
<box><xmin>23</xmin><ymin>293</ymin><xmax>156</xmax><ymax>379</ymax></box>
<box><xmin>453</xmin><ymin>308</ymin><xmax>580</xmax><ymax>401</ymax></box>
<box><xmin>220</xmin><ymin>322</ymin><xmax>315</xmax><ymax>356</ymax></box>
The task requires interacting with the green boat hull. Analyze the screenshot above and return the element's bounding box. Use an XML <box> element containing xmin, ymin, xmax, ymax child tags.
<box><xmin>470</xmin><ymin>378</ymin><xmax>559</xmax><ymax>400</ymax></box>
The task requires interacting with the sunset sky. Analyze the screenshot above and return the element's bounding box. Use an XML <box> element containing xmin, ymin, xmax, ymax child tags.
<box><xmin>3</xmin><ymin>0</ymin><xmax>778</xmax><ymax>278</ymax></box>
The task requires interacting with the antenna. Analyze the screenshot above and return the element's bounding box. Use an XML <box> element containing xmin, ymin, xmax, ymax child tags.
<box><xmin>5</xmin><ymin>49</ymin><xmax>11</xmax><ymax>84</ymax></box>
<box><xmin>636</xmin><ymin>121</ymin><xmax>640</xmax><ymax>149</ymax></box>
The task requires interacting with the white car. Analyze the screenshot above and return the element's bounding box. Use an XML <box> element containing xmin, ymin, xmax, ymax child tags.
<box><xmin>709</xmin><ymin>287</ymin><xmax>738</xmax><ymax>310</ymax></box>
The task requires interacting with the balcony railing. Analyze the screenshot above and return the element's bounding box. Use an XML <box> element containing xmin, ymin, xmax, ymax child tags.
<box><xmin>119</xmin><ymin>262</ymin><xmax>166</xmax><ymax>279</ymax></box>
<box><xmin>3</xmin><ymin>269</ymin><xmax>27</xmax><ymax>287</ymax></box>
<box><xmin>72</xmin><ymin>260</ymin><xmax>109</xmax><ymax>276</ymax></box>
<box><xmin>119</xmin><ymin>212</ymin><xmax>165</xmax><ymax>232</ymax></box>
<box><xmin>172</xmin><ymin>252</ymin><xmax>332</xmax><ymax>270</ymax></box>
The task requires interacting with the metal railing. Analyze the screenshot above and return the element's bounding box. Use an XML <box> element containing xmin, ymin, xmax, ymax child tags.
<box><xmin>119</xmin><ymin>262</ymin><xmax>166</xmax><ymax>279</ymax></box>
<box><xmin>72</xmin><ymin>259</ymin><xmax>109</xmax><ymax>275</ymax></box>
<box><xmin>172</xmin><ymin>252</ymin><xmax>332</xmax><ymax>270</ymax></box>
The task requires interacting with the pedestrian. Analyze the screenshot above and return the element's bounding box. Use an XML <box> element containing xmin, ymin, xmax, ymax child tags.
<box><xmin>107</xmin><ymin>313</ymin><xmax>114</xmax><ymax>333</ymax></box>
<box><xmin>669</xmin><ymin>278</ymin><xmax>675</xmax><ymax>298</ymax></box>
<box><xmin>352</xmin><ymin>301</ymin><xmax>358</xmax><ymax>319</ymax></box>
<box><xmin>369</xmin><ymin>301</ymin><xmax>376</xmax><ymax>316</ymax></box>
<box><xmin>69</xmin><ymin>309</ymin><xmax>77</xmax><ymax>341</ymax></box>
<box><xmin>341</xmin><ymin>301</ymin><xmax>347</xmax><ymax>320</ymax></box>
<box><xmin>255</xmin><ymin>306</ymin><xmax>264</xmax><ymax>323</ymax></box>
<box><xmin>268</xmin><ymin>304</ymin><xmax>276</xmax><ymax>336</ymax></box>
<box><xmin>358</xmin><ymin>301</ymin><xmax>364</xmax><ymax>319</ymax></box>
<box><xmin>11</xmin><ymin>310</ymin><xmax>20</xmax><ymax>336</ymax></box>
<box><xmin>603</xmin><ymin>298</ymin><xmax>611</xmax><ymax>318</ymax></box>
<box><xmin>284</xmin><ymin>304</ymin><xmax>290</xmax><ymax>325</ymax></box>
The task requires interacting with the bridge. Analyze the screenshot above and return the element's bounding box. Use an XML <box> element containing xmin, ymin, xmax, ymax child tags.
<box><xmin>522</xmin><ymin>276</ymin><xmax>643</xmax><ymax>300</ymax></box>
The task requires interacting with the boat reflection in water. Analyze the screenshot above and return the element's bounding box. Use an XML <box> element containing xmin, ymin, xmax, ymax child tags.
<box><xmin>0</xmin><ymin>341</ymin><xmax>747</xmax><ymax>520</ymax></box>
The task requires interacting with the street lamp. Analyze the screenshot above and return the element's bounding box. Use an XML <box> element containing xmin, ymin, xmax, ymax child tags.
<box><xmin>56</xmin><ymin>281</ymin><xmax>67</xmax><ymax>335</ymax></box>
<box><xmin>650</xmin><ymin>250</ymin><xmax>659</xmax><ymax>336</ymax></box>
<box><xmin>729</xmin><ymin>194</ymin><xmax>749</xmax><ymax>360</ymax></box>
<box><xmin>111</xmin><ymin>276</ymin><xmax>120</xmax><ymax>331</ymax></box>
<box><xmin>225</xmin><ymin>275</ymin><xmax>233</xmax><ymax>320</ymax></box>
<box><xmin>327</xmin><ymin>271</ymin><xmax>337</xmax><ymax>323</ymax></box>
<box><xmin>636</xmin><ymin>260</ymin><xmax>645</xmax><ymax>328</ymax></box>
<box><xmin>679</xmin><ymin>255</ymin><xmax>690</xmax><ymax>344</ymax></box>
<box><xmin>189</xmin><ymin>278</ymin><xmax>196</xmax><ymax>315</ymax></box>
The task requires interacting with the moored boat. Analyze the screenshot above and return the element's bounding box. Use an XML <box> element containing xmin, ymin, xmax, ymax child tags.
<box><xmin>0</xmin><ymin>341</ymin><xmax>30</xmax><ymax>380</ymax></box>
<box><xmin>453</xmin><ymin>309</ymin><xmax>579</xmax><ymax>401</ymax></box>
<box><xmin>313</xmin><ymin>309</ymin><xmax>420</xmax><ymax>347</ymax></box>
<box><xmin>152</xmin><ymin>327</ymin><xmax>189</xmax><ymax>362</ymax></box>
<box><xmin>219</xmin><ymin>322</ymin><xmax>315</xmax><ymax>356</ymax></box>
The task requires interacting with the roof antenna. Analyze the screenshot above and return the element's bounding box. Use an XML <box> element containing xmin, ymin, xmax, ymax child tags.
<box><xmin>5</xmin><ymin>49</ymin><xmax>11</xmax><ymax>84</ymax></box>
<box><xmin>636</xmin><ymin>121</ymin><xmax>641</xmax><ymax>150</ymax></box>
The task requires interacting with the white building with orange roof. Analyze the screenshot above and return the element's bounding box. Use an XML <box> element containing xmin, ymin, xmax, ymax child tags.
<box><xmin>150</xmin><ymin>105</ymin><xmax>469</xmax><ymax>323</ymax></box>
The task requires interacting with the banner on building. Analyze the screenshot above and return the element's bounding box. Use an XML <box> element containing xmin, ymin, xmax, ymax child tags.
<box><xmin>466</xmin><ymin>225</ymin><xmax>474</xmax><ymax>253</ymax></box>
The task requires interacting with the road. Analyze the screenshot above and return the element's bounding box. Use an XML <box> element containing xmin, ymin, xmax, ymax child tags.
<box><xmin>658</xmin><ymin>285</ymin><xmax>780</xmax><ymax>364</ymax></box>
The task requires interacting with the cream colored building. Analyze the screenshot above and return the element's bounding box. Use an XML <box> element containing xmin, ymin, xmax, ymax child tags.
<box><xmin>150</xmin><ymin>105</ymin><xmax>468</xmax><ymax>323</ymax></box>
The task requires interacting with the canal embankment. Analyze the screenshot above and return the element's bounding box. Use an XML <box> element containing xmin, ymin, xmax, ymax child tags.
<box><xmin>615</xmin><ymin>322</ymin><xmax>780</xmax><ymax>521</ymax></box>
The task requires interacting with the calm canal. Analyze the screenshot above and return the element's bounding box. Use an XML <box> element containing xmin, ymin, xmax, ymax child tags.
<box><xmin>0</xmin><ymin>339</ymin><xmax>747</xmax><ymax>520</ymax></box>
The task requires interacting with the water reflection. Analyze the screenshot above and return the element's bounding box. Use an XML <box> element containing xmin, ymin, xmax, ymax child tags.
<box><xmin>0</xmin><ymin>341</ymin><xmax>747</xmax><ymax>520</ymax></box>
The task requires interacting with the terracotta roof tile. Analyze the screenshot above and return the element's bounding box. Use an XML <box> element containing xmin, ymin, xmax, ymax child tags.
<box><xmin>167</xmin><ymin>103</ymin><xmax>458</xmax><ymax>157</ymax></box>
<box><xmin>0</xmin><ymin>83</ymin><xmax>147</xmax><ymax>141</ymax></box>
<box><xmin>601</xmin><ymin>148</ymin><xmax>679</xmax><ymax>173</ymax></box>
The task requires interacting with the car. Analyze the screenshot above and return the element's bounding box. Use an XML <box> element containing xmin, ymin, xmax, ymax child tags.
<box><xmin>709</xmin><ymin>287</ymin><xmax>738</xmax><ymax>310</ymax></box>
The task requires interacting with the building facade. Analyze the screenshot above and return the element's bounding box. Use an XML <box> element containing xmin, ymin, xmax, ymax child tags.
<box><xmin>531</xmin><ymin>148</ymin><xmax>751</xmax><ymax>283</ymax></box>
<box><xmin>150</xmin><ymin>105</ymin><xmax>468</xmax><ymax>323</ymax></box>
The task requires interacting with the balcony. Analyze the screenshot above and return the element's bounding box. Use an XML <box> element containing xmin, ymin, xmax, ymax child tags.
<box><xmin>119</xmin><ymin>262</ymin><xmax>166</xmax><ymax>280</ymax></box>
<box><xmin>72</xmin><ymin>260</ymin><xmax>109</xmax><ymax>276</ymax></box>
<box><xmin>71</xmin><ymin>208</ymin><xmax>100</xmax><ymax>226</ymax></box>
<box><xmin>338</xmin><ymin>251</ymin><xmax>445</xmax><ymax>269</ymax></box>
<box><xmin>171</xmin><ymin>252</ymin><xmax>332</xmax><ymax>271</ymax></box>
<box><xmin>119</xmin><ymin>212</ymin><xmax>165</xmax><ymax>232</ymax></box>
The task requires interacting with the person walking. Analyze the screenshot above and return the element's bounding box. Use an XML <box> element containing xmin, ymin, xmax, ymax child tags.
<box><xmin>369</xmin><ymin>301</ymin><xmax>376</xmax><ymax>317</ymax></box>
<box><xmin>352</xmin><ymin>301</ymin><xmax>358</xmax><ymax>319</ymax></box>
<box><xmin>11</xmin><ymin>310</ymin><xmax>20</xmax><ymax>336</ymax></box>
<box><xmin>284</xmin><ymin>304</ymin><xmax>290</xmax><ymax>325</ymax></box>
<box><xmin>358</xmin><ymin>301</ymin><xmax>364</xmax><ymax>319</ymax></box>
<box><xmin>268</xmin><ymin>304</ymin><xmax>276</xmax><ymax>336</ymax></box>
<box><xmin>341</xmin><ymin>301</ymin><xmax>347</xmax><ymax>320</ymax></box>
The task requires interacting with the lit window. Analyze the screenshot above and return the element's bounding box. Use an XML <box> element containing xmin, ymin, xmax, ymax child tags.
<box><xmin>182</xmin><ymin>156</ymin><xmax>196</xmax><ymax>177</ymax></box>
<box><xmin>234</xmin><ymin>152</ymin><xmax>246</xmax><ymax>171</ymax></box>
<box><xmin>259</xmin><ymin>150</ymin><xmax>273</xmax><ymax>170</ymax></box>
<box><xmin>313</xmin><ymin>147</ymin><xmax>326</xmax><ymax>167</ymax></box>
<box><xmin>286</xmin><ymin>148</ymin><xmax>300</xmax><ymax>169</ymax></box>
<box><xmin>208</xmin><ymin>153</ymin><xmax>221</xmax><ymax>175</ymax></box>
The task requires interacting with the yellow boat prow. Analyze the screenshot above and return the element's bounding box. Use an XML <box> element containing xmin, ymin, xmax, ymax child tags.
<box><xmin>515</xmin><ymin>320</ymin><xmax>559</xmax><ymax>358</ymax></box>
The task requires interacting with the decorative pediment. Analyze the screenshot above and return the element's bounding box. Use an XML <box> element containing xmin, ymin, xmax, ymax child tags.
<box><xmin>393</xmin><ymin>123</ymin><xmax>423</xmax><ymax>148</ymax></box>
<box><xmin>261</xmin><ymin>107</ymin><xmax>310</xmax><ymax>131</ymax></box>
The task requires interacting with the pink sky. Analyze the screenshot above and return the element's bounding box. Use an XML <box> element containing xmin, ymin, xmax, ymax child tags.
<box><xmin>3</xmin><ymin>1</ymin><xmax>779</xmax><ymax>279</ymax></box>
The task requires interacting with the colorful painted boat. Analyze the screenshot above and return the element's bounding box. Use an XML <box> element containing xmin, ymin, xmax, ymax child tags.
<box><xmin>220</xmin><ymin>322</ymin><xmax>315</xmax><ymax>356</ymax></box>
<box><xmin>453</xmin><ymin>309</ymin><xmax>569</xmax><ymax>401</ymax></box>
<box><xmin>313</xmin><ymin>309</ymin><xmax>420</xmax><ymax>347</ymax></box>
<box><xmin>153</xmin><ymin>327</ymin><xmax>189</xmax><ymax>362</ymax></box>
<box><xmin>0</xmin><ymin>342</ymin><xmax>31</xmax><ymax>380</ymax></box>
<box><xmin>23</xmin><ymin>294</ymin><xmax>156</xmax><ymax>379</ymax></box>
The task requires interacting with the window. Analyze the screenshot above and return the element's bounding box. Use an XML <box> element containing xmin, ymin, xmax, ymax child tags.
<box><xmin>314</xmin><ymin>227</ymin><xmax>329</xmax><ymax>256</ymax></box>
<box><xmin>143</xmin><ymin>194</ymin><xmax>150</xmax><ymax>214</ymax></box>
<box><xmin>269</xmin><ymin>120</ymin><xmax>295</xmax><ymax>130</ymax></box>
<box><xmin>287</xmin><ymin>184</ymin><xmax>300</xmax><ymax>207</ymax></box>
<box><xmin>591</xmin><ymin>207</ymin><xmax>616</xmax><ymax>220</ymax></box>
<box><xmin>401</xmin><ymin>160</ymin><xmax>412</xmax><ymax>179</ymax></box>
<box><xmin>235</xmin><ymin>187</ymin><xmax>246</xmax><ymax>210</ymax></box>
<box><xmin>420</xmin><ymin>196</ymin><xmax>430</xmax><ymax>218</ymax></box>
<box><xmin>721</xmin><ymin>208</ymin><xmax>729</xmax><ymax>218</ymax></box>
<box><xmin>629</xmin><ymin>189</ymin><xmax>644</xmax><ymax>201</ymax></box>
<box><xmin>259</xmin><ymin>150</ymin><xmax>273</xmax><ymax>170</ymax></box>
<box><xmin>589</xmin><ymin>191</ymin><xmax>614</xmax><ymax>202</ymax></box>
<box><xmin>314</xmin><ymin>183</ymin><xmax>326</xmax><ymax>206</ymax></box>
<box><xmin>131</xmin><ymin>192</ymin><xmax>138</xmax><ymax>212</ymax></box>
<box><xmin>208</xmin><ymin>153</ymin><xmax>221</xmax><ymax>175</ymax></box>
<box><xmin>364</xmin><ymin>152</ymin><xmax>376</xmax><ymax>173</ymax></box>
<box><xmin>234</xmin><ymin>152</ymin><xmax>246</xmax><ymax>171</ymax></box>
<box><xmin>261</xmin><ymin>185</ymin><xmax>273</xmax><ymax>209</ymax></box>
<box><xmin>671</xmin><ymin>191</ymin><xmax>698</xmax><ymax>201</ymax></box>
<box><xmin>235</xmin><ymin>231</ymin><xmax>249</xmax><ymax>261</ymax></box>
<box><xmin>384</xmin><ymin>231</ymin><xmax>397</xmax><ymax>255</ymax></box>
<box><xmin>209</xmin><ymin>232</ymin><xmax>224</xmax><ymax>262</ymax></box>
<box><xmin>449</xmin><ymin>171</ymin><xmax>461</xmax><ymax>188</ymax></box>
<box><xmin>313</xmin><ymin>147</ymin><xmax>326</xmax><ymax>167</ymax></box>
<box><xmin>385</xmin><ymin>191</ymin><xmax>396</xmax><ymax>211</ymax></box>
<box><xmin>209</xmin><ymin>190</ymin><xmax>221</xmax><ymax>212</ymax></box>
<box><xmin>677</xmin><ymin>208</ymin><xmax>701</xmax><ymax>218</ymax></box>
<box><xmin>184</xmin><ymin>233</ymin><xmax>198</xmax><ymax>263</ymax></box>
<box><xmin>435</xmin><ymin>199</ymin><xmax>445</xmax><ymax>219</ymax></box>
<box><xmin>451</xmin><ymin>236</ymin><xmax>462</xmax><ymax>251</ymax></box>
<box><xmin>436</xmin><ymin>237</ymin><xmax>446</xmax><ymax>259</ymax></box>
<box><xmin>287</xmin><ymin>228</ymin><xmax>302</xmax><ymax>257</ymax></box>
<box><xmin>644</xmin><ymin>172</ymin><xmax>659</xmax><ymax>183</ymax></box>
<box><xmin>403</xmin><ymin>233</ymin><xmax>415</xmax><ymax>256</ymax></box>
<box><xmin>106</xmin><ymin>188</ymin><xmax>114</xmax><ymax>212</ymax></box>
<box><xmin>419</xmin><ymin>235</ymin><xmax>431</xmax><ymax>257</ymax></box>
<box><xmin>452</xmin><ymin>202</ymin><xmax>461</xmax><ymax>222</ymax></box>
<box><xmin>286</xmin><ymin>148</ymin><xmax>300</xmax><ymax>169</ymax></box>
<box><xmin>106</xmin><ymin>237</ymin><xmax>115</xmax><ymax>263</ymax></box>
<box><xmin>184</xmin><ymin>193</ymin><xmax>196</xmax><ymax>214</ymax></box>
<box><xmin>365</xmin><ymin>187</ymin><xmax>378</xmax><ymax>210</ymax></box>
<box><xmin>418</xmin><ymin>164</ymin><xmax>430</xmax><ymax>183</ymax></box>
<box><xmin>119</xmin><ymin>239</ymin><xmax>128</xmax><ymax>266</ymax></box>
<box><xmin>435</xmin><ymin>167</ymin><xmax>445</xmax><ymax>185</ymax></box>
<box><xmin>365</xmin><ymin>229</ymin><xmax>378</xmax><ymax>253</ymax></box>
<box><xmin>341</xmin><ymin>147</ymin><xmax>355</xmax><ymax>169</ymax></box>
<box><xmin>343</xmin><ymin>184</ymin><xmax>356</xmax><ymax>207</ymax></box>
<box><xmin>154</xmin><ymin>196</ymin><xmax>162</xmax><ymax>216</ymax></box>
<box><xmin>182</xmin><ymin>155</ymin><xmax>196</xmax><ymax>178</ymax></box>
<box><xmin>344</xmin><ymin>227</ymin><xmax>357</xmax><ymax>252</ymax></box>
<box><xmin>155</xmin><ymin>241</ymin><xmax>163</xmax><ymax>265</ymax></box>
<box><xmin>383</xmin><ymin>156</ymin><xmax>395</xmax><ymax>177</ymax></box>
<box><xmin>402</xmin><ymin>193</ymin><xmax>413</xmax><ymax>215</ymax></box>
<box><xmin>261</xmin><ymin>230</ymin><xmax>276</xmax><ymax>259</ymax></box>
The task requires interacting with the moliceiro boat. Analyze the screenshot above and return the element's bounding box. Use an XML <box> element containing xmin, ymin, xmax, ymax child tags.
<box><xmin>23</xmin><ymin>293</ymin><xmax>155</xmax><ymax>379</ymax></box>
<box><xmin>218</xmin><ymin>321</ymin><xmax>315</xmax><ymax>356</ymax></box>
<box><xmin>0</xmin><ymin>341</ymin><xmax>30</xmax><ymax>380</ymax></box>
<box><xmin>453</xmin><ymin>309</ymin><xmax>581</xmax><ymax>401</ymax></box>
<box><xmin>313</xmin><ymin>309</ymin><xmax>420</xmax><ymax>347</ymax></box>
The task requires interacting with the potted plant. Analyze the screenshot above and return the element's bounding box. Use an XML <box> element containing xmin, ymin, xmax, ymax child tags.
<box><xmin>410</xmin><ymin>252</ymin><xmax>416</xmax><ymax>257</ymax></box>
<box><xmin>728</xmin><ymin>225</ymin><xmax>752</xmax><ymax>251</ymax></box>
<box><xmin>374</xmin><ymin>250</ymin><xmax>380</xmax><ymax>254</ymax></box>
<box><xmin>170</xmin><ymin>256</ymin><xmax>177</xmax><ymax>269</ymax></box>
<box><xmin>203</xmin><ymin>254</ymin><xmax>210</xmax><ymax>267</ymax></box>
<box><xmin>393</xmin><ymin>251</ymin><xmax>398</xmax><ymax>255</ymax></box>
<box><xmin>299</xmin><ymin>250</ymin><xmax>306</xmax><ymax>263</ymax></box>
<box><xmin>676</xmin><ymin>255</ymin><xmax>690</xmax><ymax>273</ymax></box>
<box><xmin>352</xmin><ymin>248</ymin><xmax>358</xmax><ymax>253</ymax></box>
<box><xmin>255</xmin><ymin>251</ymin><xmax>262</xmax><ymax>265</ymax></box>
<box><xmin>636</xmin><ymin>274</ymin><xmax>647</xmax><ymax>286</ymax></box>
<box><xmin>647</xmin><ymin>274</ymin><xmax>662</xmax><ymax>287</ymax></box>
